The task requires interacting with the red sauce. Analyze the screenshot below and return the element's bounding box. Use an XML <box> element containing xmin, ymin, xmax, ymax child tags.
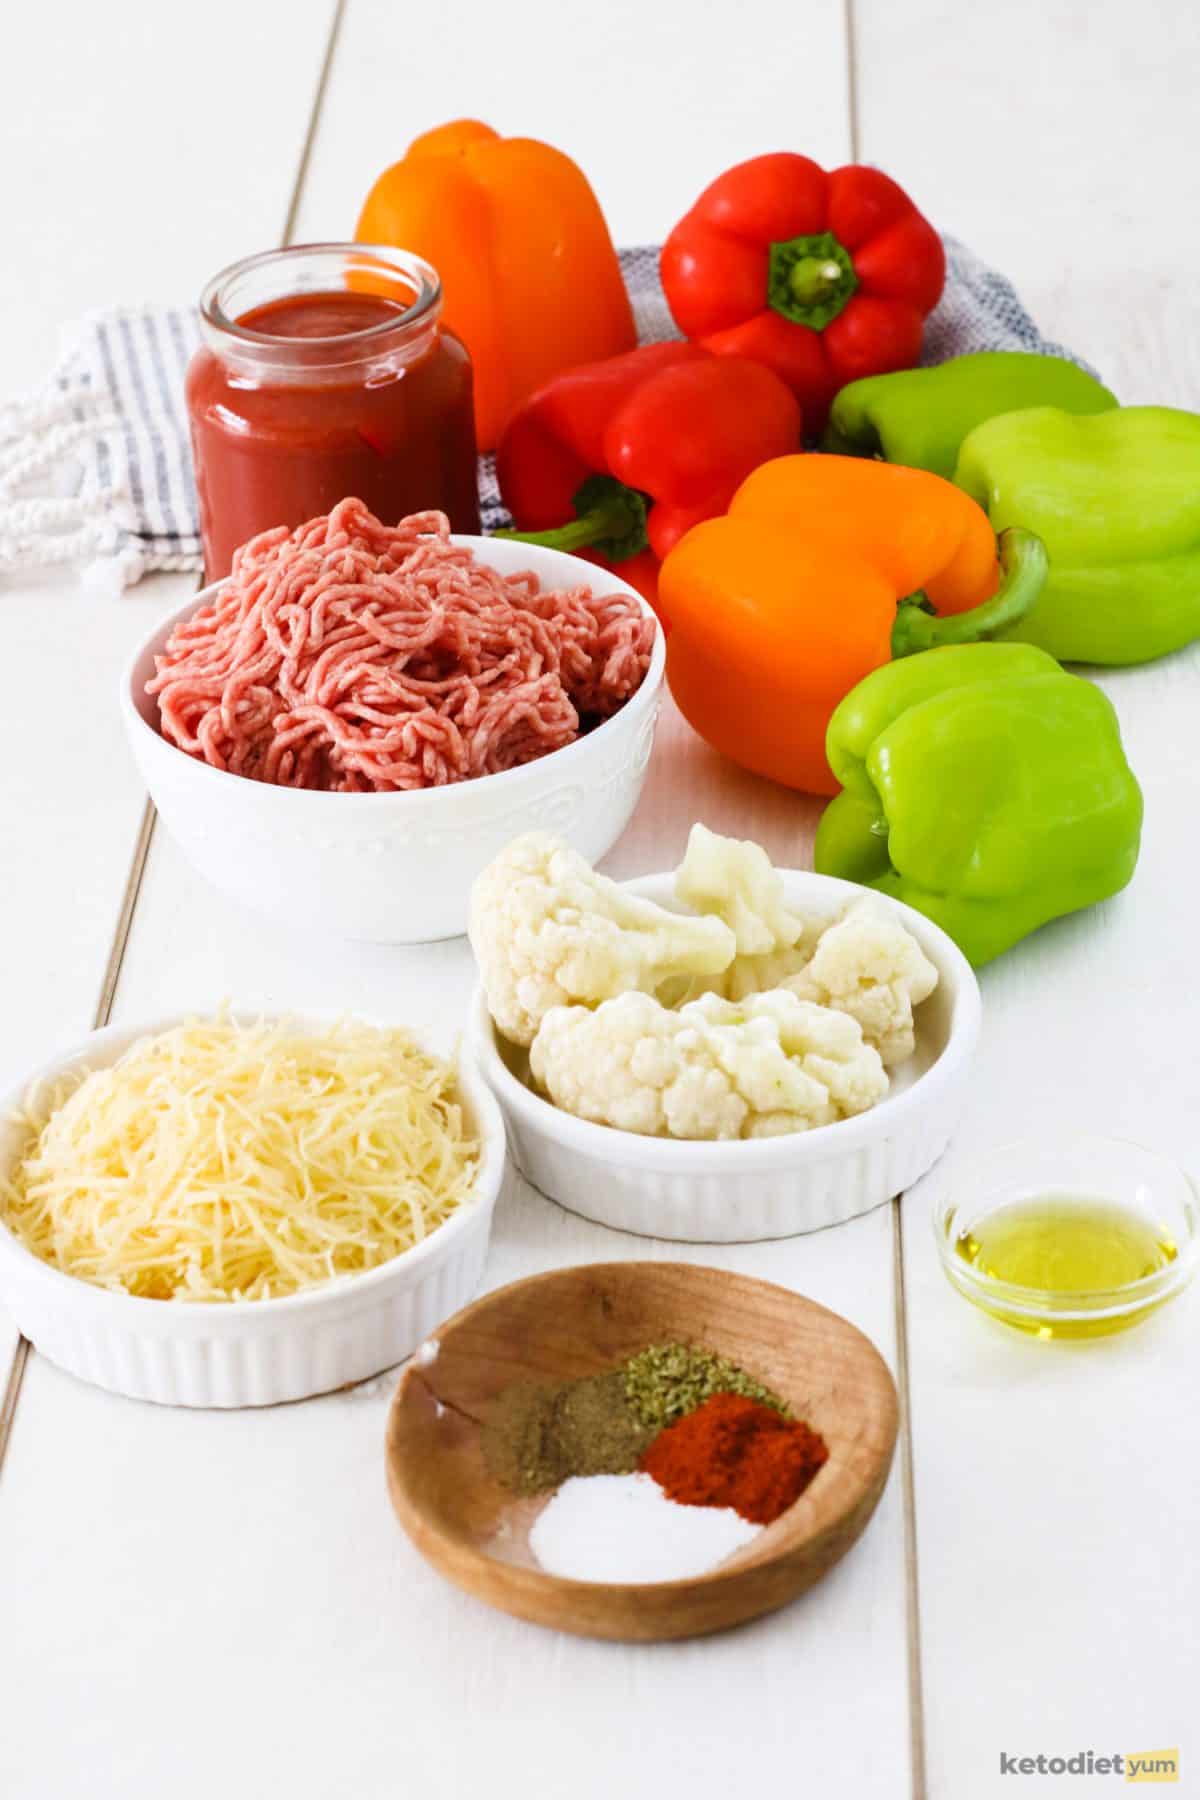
<box><xmin>186</xmin><ymin>288</ymin><xmax>480</xmax><ymax>579</ymax></box>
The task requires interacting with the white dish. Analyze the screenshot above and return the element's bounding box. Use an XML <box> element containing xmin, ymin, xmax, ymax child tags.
<box><xmin>0</xmin><ymin>1013</ymin><xmax>507</xmax><ymax>1407</ymax></box>
<box><xmin>469</xmin><ymin>871</ymin><xmax>981</xmax><ymax>1243</ymax></box>
<box><xmin>121</xmin><ymin>537</ymin><xmax>665</xmax><ymax>945</ymax></box>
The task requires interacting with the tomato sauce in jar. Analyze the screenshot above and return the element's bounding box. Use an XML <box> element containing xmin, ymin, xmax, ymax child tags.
<box><xmin>187</xmin><ymin>245</ymin><xmax>480</xmax><ymax>579</ymax></box>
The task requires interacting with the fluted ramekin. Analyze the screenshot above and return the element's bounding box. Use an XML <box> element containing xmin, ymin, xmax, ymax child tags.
<box><xmin>469</xmin><ymin>871</ymin><xmax>981</xmax><ymax>1243</ymax></box>
<box><xmin>0</xmin><ymin>1013</ymin><xmax>506</xmax><ymax>1407</ymax></box>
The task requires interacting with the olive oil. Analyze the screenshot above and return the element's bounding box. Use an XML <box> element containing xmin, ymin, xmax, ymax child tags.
<box><xmin>953</xmin><ymin>1193</ymin><xmax>1178</xmax><ymax>1338</ymax></box>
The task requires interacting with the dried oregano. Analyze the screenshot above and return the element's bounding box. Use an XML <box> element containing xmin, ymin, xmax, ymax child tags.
<box><xmin>622</xmin><ymin>1342</ymin><xmax>788</xmax><ymax>1433</ymax></box>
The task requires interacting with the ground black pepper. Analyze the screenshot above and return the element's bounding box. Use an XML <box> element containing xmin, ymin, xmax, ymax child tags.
<box><xmin>481</xmin><ymin>1371</ymin><xmax>655</xmax><ymax>1494</ymax></box>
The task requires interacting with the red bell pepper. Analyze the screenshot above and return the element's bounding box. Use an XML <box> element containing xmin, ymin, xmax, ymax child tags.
<box><xmin>494</xmin><ymin>341</ymin><xmax>802</xmax><ymax>604</ymax></box>
<box><xmin>661</xmin><ymin>154</ymin><xmax>945</xmax><ymax>431</ymax></box>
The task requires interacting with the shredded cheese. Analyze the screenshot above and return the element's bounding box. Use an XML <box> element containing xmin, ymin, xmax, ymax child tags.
<box><xmin>0</xmin><ymin>1017</ymin><xmax>480</xmax><ymax>1303</ymax></box>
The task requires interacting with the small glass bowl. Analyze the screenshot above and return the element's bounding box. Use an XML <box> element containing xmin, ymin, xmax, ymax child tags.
<box><xmin>930</xmin><ymin>1134</ymin><xmax>1199</xmax><ymax>1339</ymax></box>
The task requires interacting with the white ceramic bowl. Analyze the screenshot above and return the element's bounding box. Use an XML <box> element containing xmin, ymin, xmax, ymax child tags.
<box><xmin>121</xmin><ymin>537</ymin><xmax>664</xmax><ymax>944</ymax></box>
<box><xmin>469</xmin><ymin>871</ymin><xmax>982</xmax><ymax>1243</ymax></box>
<box><xmin>0</xmin><ymin>1013</ymin><xmax>507</xmax><ymax>1407</ymax></box>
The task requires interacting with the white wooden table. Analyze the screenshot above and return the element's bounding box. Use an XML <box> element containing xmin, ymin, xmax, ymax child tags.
<box><xmin>3</xmin><ymin>5</ymin><xmax>1198</xmax><ymax>1795</ymax></box>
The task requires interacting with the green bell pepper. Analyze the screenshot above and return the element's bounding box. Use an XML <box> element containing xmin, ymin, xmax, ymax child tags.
<box><xmin>821</xmin><ymin>351</ymin><xmax>1116</xmax><ymax>480</ymax></box>
<box><xmin>954</xmin><ymin>405</ymin><xmax>1200</xmax><ymax>664</ymax></box>
<box><xmin>813</xmin><ymin>643</ymin><xmax>1143</xmax><ymax>965</ymax></box>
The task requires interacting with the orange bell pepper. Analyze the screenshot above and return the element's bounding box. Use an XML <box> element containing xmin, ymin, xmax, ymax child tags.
<box><xmin>357</xmin><ymin>121</ymin><xmax>636</xmax><ymax>451</ymax></box>
<box><xmin>658</xmin><ymin>455</ymin><xmax>1047</xmax><ymax>794</ymax></box>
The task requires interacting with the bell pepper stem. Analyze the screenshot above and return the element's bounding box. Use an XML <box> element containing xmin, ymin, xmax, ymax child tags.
<box><xmin>494</xmin><ymin>506</ymin><xmax>620</xmax><ymax>555</ymax></box>
<box><xmin>767</xmin><ymin>231</ymin><xmax>858</xmax><ymax>330</ymax></box>
<box><xmin>891</xmin><ymin>527</ymin><xmax>1049</xmax><ymax>658</ymax></box>
<box><xmin>494</xmin><ymin>474</ymin><xmax>651</xmax><ymax>563</ymax></box>
<box><xmin>789</xmin><ymin>257</ymin><xmax>845</xmax><ymax>306</ymax></box>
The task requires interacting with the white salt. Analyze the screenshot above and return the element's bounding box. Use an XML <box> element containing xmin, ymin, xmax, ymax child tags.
<box><xmin>529</xmin><ymin>1472</ymin><xmax>761</xmax><ymax>1584</ymax></box>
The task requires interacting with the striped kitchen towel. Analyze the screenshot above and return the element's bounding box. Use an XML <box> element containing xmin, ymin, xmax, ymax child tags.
<box><xmin>0</xmin><ymin>238</ymin><xmax>1085</xmax><ymax>592</ymax></box>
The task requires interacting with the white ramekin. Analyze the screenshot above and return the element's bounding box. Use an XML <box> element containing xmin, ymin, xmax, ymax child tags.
<box><xmin>0</xmin><ymin>1013</ymin><xmax>507</xmax><ymax>1407</ymax></box>
<box><xmin>469</xmin><ymin>871</ymin><xmax>981</xmax><ymax>1243</ymax></box>
<box><xmin>121</xmin><ymin>537</ymin><xmax>665</xmax><ymax>945</ymax></box>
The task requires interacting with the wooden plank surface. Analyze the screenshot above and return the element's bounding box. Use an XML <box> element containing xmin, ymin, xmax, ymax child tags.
<box><xmin>856</xmin><ymin>4</ymin><xmax>1200</xmax><ymax>1793</ymax></box>
<box><xmin>2</xmin><ymin>2</ymin><xmax>1198</xmax><ymax>1796</ymax></box>
<box><xmin>1</xmin><ymin>1201</ymin><xmax>905</xmax><ymax>1800</ymax></box>
<box><xmin>291</xmin><ymin>0</ymin><xmax>851</xmax><ymax>243</ymax></box>
<box><xmin>0</xmin><ymin>6</ymin><xmax>918</xmax><ymax>1798</ymax></box>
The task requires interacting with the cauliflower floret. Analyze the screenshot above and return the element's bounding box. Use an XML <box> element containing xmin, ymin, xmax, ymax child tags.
<box><xmin>469</xmin><ymin>834</ymin><xmax>737</xmax><ymax>1047</ymax></box>
<box><xmin>675</xmin><ymin>823</ymin><xmax>809</xmax><ymax>956</ymax></box>
<box><xmin>663</xmin><ymin>830</ymin><xmax>938</xmax><ymax>1062</ymax></box>
<box><xmin>665</xmin><ymin>824</ymin><xmax>816</xmax><ymax>1003</ymax></box>
<box><xmin>710</xmin><ymin>942</ymin><xmax>813</xmax><ymax>1002</ymax></box>
<box><xmin>783</xmin><ymin>900</ymin><xmax>939</xmax><ymax>1068</ymax></box>
<box><xmin>529</xmin><ymin>987</ymin><xmax>888</xmax><ymax>1141</ymax></box>
<box><xmin>686</xmin><ymin>991</ymin><xmax>889</xmax><ymax>1120</ymax></box>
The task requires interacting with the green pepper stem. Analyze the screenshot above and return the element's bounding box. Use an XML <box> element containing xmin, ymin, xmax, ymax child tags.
<box><xmin>789</xmin><ymin>257</ymin><xmax>845</xmax><ymax>305</ymax></box>
<box><xmin>494</xmin><ymin>505</ymin><xmax>620</xmax><ymax>555</ymax></box>
<box><xmin>494</xmin><ymin>474</ymin><xmax>650</xmax><ymax>563</ymax></box>
<box><xmin>891</xmin><ymin>527</ymin><xmax>1049</xmax><ymax>658</ymax></box>
<box><xmin>767</xmin><ymin>231</ymin><xmax>858</xmax><ymax>330</ymax></box>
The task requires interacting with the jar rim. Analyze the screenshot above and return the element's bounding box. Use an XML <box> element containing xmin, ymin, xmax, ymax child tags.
<box><xmin>198</xmin><ymin>243</ymin><xmax>442</xmax><ymax>352</ymax></box>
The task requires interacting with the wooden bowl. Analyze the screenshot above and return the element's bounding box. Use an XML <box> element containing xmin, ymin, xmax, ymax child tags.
<box><xmin>385</xmin><ymin>1261</ymin><xmax>898</xmax><ymax>1641</ymax></box>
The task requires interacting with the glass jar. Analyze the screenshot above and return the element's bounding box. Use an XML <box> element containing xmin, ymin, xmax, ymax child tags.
<box><xmin>186</xmin><ymin>243</ymin><xmax>480</xmax><ymax>579</ymax></box>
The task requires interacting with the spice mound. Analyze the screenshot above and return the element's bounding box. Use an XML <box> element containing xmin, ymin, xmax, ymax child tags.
<box><xmin>640</xmin><ymin>1392</ymin><xmax>829</xmax><ymax>1525</ymax></box>
<box><xmin>529</xmin><ymin>1472</ymin><xmax>760</xmax><ymax>1585</ymax></box>
<box><xmin>481</xmin><ymin>1371</ymin><xmax>656</xmax><ymax>1495</ymax></box>
<box><xmin>481</xmin><ymin>1341</ymin><xmax>788</xmax><ymax>1494</ymax></box>
<box><xmin>148</xmin><ymin>497</ymin><xmax>654</xmax><ymax>792</ymax></box>
<box><xmin>482</xmin><ymin>1341</ymin><xmax>829</xmax><ymax>1584</ymax></box>
<box><xmin>624</xmin><ymin>1340</ymin><xmax>786</xmax><ymax>1431</ymax></box>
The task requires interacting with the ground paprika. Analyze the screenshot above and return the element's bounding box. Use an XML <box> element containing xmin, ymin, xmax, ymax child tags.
<box><xmin>639</xmin><ymin>1390</ymin><xmax>828</xmax><ymax>1525</ymax></box>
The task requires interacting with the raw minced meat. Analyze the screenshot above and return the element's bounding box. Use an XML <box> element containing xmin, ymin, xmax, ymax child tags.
<box><xmin>148</xmin><ymin>497</ymin><xmax>654</xmax><ymax>791</ymax></box>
